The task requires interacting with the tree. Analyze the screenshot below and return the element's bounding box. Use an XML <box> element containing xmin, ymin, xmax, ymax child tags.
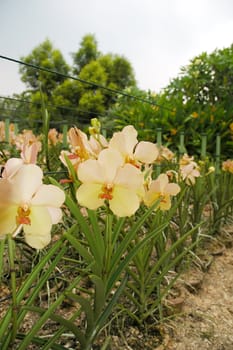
<box><xmin>19</xmin><ymin>39</ymin><xmax>69</xmax><ymax>96</ymax></box>
<box><xmin>153</xmin><ymin>45</ymin><xmax>233</xmax><ymax>156</ymax></box>
<box><xmin>16</xmin><ymin>35</ymin><xmax>137</xmax><ymax>128</ymax></box>
<box><xmin>72</xmin><ymin>34</ymin><xmax>100</xmax><ymax>75</ymax></box>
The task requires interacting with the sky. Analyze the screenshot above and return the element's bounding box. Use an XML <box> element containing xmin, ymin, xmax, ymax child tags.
<box><xmin>0</xmin><ymin>0</ymin><xmax>233</xmax><ymax>96</ymax></box>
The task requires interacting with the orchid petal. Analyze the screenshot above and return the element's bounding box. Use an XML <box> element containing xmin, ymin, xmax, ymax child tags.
<box><xmin>165</xmin><ymin>183</ymin><xmax>181</xmax><ymax>196</ymax></box>
<box><xmin>160</xmin><ymin>196</ymin><xmax>172</xmax><ymax>210</ymax></box>
<box><xmin>114</xmin><ymin>163</ymin><xmax>144</xmax><ymax>190</ymax></box>
<box><xmin>134</xmin><ymin>141</ymin><xmax>159</xmax><ymax>164</ymax></box>
<box><xmin>98</xmin><ymin>149</ymin><xmax>123</xmax><ymax>182</ymax></box>
<box><xmin>47</xmin><ymin>207</ymin><xmax>63</xmax><ymax>224</ymax></box>
<box><xmin>0</xmin><ymin>205</ymin><xmax>18</xmax><ymax>236</ymax></box>
<box><xmin>2</xmin><ymin>158</ymin><xmax>23</xmax><ymax>179</ymax></box>
<box><xmin>24</xmin><ymin>206</ymin><xmax>52</xmax><ymax>249</ymax></box>
<box><xmin>143</xmin><ymin>191</ymin><xmax>160</xmax><ymax>207</ymax></box>
<box><xmin>31</xmin><ymin>184</ymin><xmax>65</xmax><ymax>207</ymax></box>
<box><xmin>24</xmin><ymin>232</ymin><xmax>51</xmax><ymax>250</ymax></box>
<box><xmin>12</xmin><ymin>164</ymin><xmax>43</xmax><ymax>202</ymax></box>
<box><xmin>109</xmin><ymin>125</ymin><xmax>138</xmax><ymax>156</ymax></box>
<box><xmin>156</xmin><ymin>174</ymin><xmax>169</xmax><ymax>191</ymax></box>
<box><xmin>76</xmin><ymin>183</ymin><xmax>104</xmax><ymax>210</ymax></box>
<box><xmin>110</xmin><ymin>187</ymin><xmax>140</xmax><ymax>217</ymax></box>
<box><xmin>78</xmin><ymin>159</ymin><xmax>104</xmax><ymax>183</ymax></box>
<box><xmin>0</xmin><ymin>179</ymin><xmax>18</xmax><ymax>204</ymax></box>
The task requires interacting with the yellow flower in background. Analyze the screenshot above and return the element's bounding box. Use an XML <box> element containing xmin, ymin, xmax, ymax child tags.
<box><xmin>222</xmin><ymin>159</ymin><xmax>233</xmax><ymax>174</ymax></box>
<box><xmin>144</xmin><ymin>173</ymin><xmax>180</xmax><ymax>211</ymax></box>
<box><xmin>0</xmin><ymin>162</ymin><xmax>65</xmax><ymax>249</ymax></box>
<box><xmin>76</xmin><ymin>148</ymin><xmax>145</xmax><ymax>217</ymax></box>
<box><xmin>170</xmin><ymin>128</ymin><xmax>177</xmax><ymax>135</ymax></box>
<box><xmin>210</xmin><ymin>115</ymin><xmax>214</xmax><ymax>123</ymax></box>
<box><xmin>191</xmin><ymin>112</ymin><xmax>199</xmax><ymax>119</ymax></box>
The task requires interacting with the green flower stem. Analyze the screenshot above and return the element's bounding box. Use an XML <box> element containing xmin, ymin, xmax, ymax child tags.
<box><xmin>7</xmin><ymin>234</ymin><xmax>17</xmax><ymax>344</ymax></box>
<box><xmin>0</xmin><ymin>237</ymin><xmax>6</xmax><ymax>284</ymax></box>
<box><xmin>103</xmin><ymin>212</ymin><xmax>113</xmax><ymax>282</ymax></box>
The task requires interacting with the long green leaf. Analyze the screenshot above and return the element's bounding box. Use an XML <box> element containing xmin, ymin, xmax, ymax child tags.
<box><xmin>0</xmin><ymin>236</ymin><xmax>67</xmax><ymax>344</ymax></box>
<box><xmin>91</xmin><ymin>275</ymin><xmax>106</xmax><ymax>318</ymax></box>
<box><xmin>109</xmin><ymin>203</ymin><xmax>159</xmax><ymax>278</ymax></box>
<box><xmin>65</xmin><ymin>195</ymin><xmax>104</xmax><ymax>268</ymax></box>
<box><xmin>21</xmin><ymin>305</ymin><xmax>86</xmax><ymax>345</ymax></box>
<box><xmin>107</xmin><ymin>221</ymin><xmax>168</xmax><ymax>294</ymax></box>
<box><xmin>0</xmin><ymin>236</ymin><xmax>5</xmax><ymax>283</ymax></box>
<box><xmin>17</xmin><ymin>275</ymin><xmax>83</xmax><ymax>350</ymax></box>
<box><xmin>42</xmin><ymin>308</ymin><xmax>83</xmax><ymax>350</ymax></box>
<box><xmin>146</xmin><ymin>223</ymin><xmax>202</xmax><ymax>289</ymax></box>
<box><xmin>65</xmin><ymin>293</ymin><xmax>94</xmax><ymax>336</ymax></box>
<box><xmin>16</xmin><ymin>333</ymin><xmax>68</xmax><ymax>350</ymax></box>
<box><xmin>95</xmin><ymin>275</ymin><xmax>128</xmax><ymax>332</ymax></box>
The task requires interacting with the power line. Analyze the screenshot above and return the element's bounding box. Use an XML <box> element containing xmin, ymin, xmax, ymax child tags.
<box><xmin>0</xmin><ymin>95</ymin><xmax>153</xmax><ymax>127</ymax></box>
<box><xmin>0</xmin><ymin>54</ymin><xmax>174</xmax><ymax>112</ymax></box>
<box><xmin>0</xmin><ymin>95</ymin><xmax>106</xmax><ymax>117</ymax></box>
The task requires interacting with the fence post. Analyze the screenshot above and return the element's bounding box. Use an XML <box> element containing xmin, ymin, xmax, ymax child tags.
<box><xmin>4</xmin><ymin>118</ymin><xmax>10</xmax><ymax>143</ymax></box>
<box><xmin>215</xmin><ymin>134</ymin><xmax>221</xmax><ymax>174</ymax></box>
<box><xmin>156</xmin><ymin>128</ymin><xmax>162</xmax><ymax>147</ymax></box>
<box><xmin>201</xmin><ymin>133</ymin><xmax>207</xmax><ymax>159</ymax></box>
<box><xmin>62</xmin><ymin>124</ymin><xmax>68</xmax><ymax>148</ymax></box>
<box><xmin>179</xmin><ymin>131</ymin><xmax>186</xmax><ymax>155</ymax></box>
<box><xmin>156</xmin><ymin>128</ymin><xmax>162</xmax><ymax>176</ymax></box>
<box><xmin>14</xmin><ymin>123</ymin><xmax>18</xmax><ymax>135</ymax></box>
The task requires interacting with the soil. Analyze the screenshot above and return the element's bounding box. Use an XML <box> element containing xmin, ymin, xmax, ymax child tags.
<box><xmin>161</xmin><ymin>223</ymin><xmax>233</xmax><ymax>350</ymax></box>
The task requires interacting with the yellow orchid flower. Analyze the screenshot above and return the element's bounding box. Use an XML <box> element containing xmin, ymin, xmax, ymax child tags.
<box><xmin>76</xmin><ymin>148</ymin><xmax>145</xmax><ymax>217</ymax></box>
<box><xmin>108</xmin><ymin>125</ymin><xmax>159</xmax><ymax>167</ymax></box>
<box><xmin>144</xmin><ymin>173</ymin><xmax>180</xmax><ymax>211</ymax></box>
<box><xmin>0</xmin><ymin>163</ymin><xmax>65</xmax><ymax>249</ymax></box>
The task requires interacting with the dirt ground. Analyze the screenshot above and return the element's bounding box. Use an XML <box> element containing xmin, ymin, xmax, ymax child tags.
<box><xmin>161</xmin><ymin>224</ymin><xmax>233</xmax><ymax>350</ymax></box>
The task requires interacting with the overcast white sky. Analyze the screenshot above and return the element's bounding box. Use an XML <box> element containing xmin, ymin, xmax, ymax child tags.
<box><xmin>0</xmin><ymin>0</ymin><xmax>233</xmax><ymax>96</ymax></box>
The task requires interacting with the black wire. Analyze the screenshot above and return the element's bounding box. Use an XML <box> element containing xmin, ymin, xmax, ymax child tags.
<box><xmin>0</xmin><ymin>54</ymin><xmax>174</xmax><ymax>112</ymax></box>
<box><xmin>0</xmin><ymin>95</ymin><xmax>110</xmax><ymax>118</ymax></box>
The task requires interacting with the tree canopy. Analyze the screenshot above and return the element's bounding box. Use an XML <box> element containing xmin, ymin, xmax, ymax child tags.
<box><xmin>19</xmin><ymin>39</ymin><xmax>70</xmax><ymax>96</ymax></box>
<box><xmin>16</xmin><ymin>34</ymin><xmax>136</xmax><ymax>126</ymax></box>
<box><xmin>109</xmin><ymin>45</ymin><xmax>233</xmax><ymax>156</ymax></box>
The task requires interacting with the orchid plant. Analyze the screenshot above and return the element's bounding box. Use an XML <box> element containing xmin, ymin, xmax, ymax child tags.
<box><xmin>0</xmin><ymin>117</ymin><xmax>231</xmax><ymax>349</ymax></box>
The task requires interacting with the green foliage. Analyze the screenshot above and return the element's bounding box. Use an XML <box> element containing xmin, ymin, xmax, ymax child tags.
<box><xmin>105</xmin><ymin>87</ymin><xmax>159</xmax><ymax>140</ymax></box>
<box><xmin>0</xmin><ymin>117</ymin><xmax>233</xmax><ymax>348</ymax></box>
<box><xmin>72</xmin><ymin>34</ymin><xmax>100</xmax><ymax>75</ymax></box>
<box><xmin>14</xmin><ymin>34</ymin><xmax>136</xmax><ymax>129</ymax></box>
<box><xmin>109</xmin><ymin>46</ymin><xmax>233</xmax><ymax>158</ymax></box>
<box><xmin>19</xmin><ymin>39</ymin><xmax>70</xmax><ymax>95</ymax></box>
<box><xmin>155</xmin><ymin>46</ymin><xmax>233</xmax><ymax>156</ymax></box>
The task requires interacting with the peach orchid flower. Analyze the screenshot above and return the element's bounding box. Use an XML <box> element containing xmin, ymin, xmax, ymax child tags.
<box><xmin>0</xmin><ymin>163</ymin><xmax>65</xmax><ymax>249</ymax></box>
<box><xmin>144</xmin><ymin>173</ymin><xmax>180</xmax><ymax>211</ymax></box>
<box><xmin>180</xmin><ymin>163</ymin><xmax>200</xmax><ymax>185</ymax></box>
<box><xmin>76</xmin><ymin>148</ymin><xmax>145</xmax><ymax>217</ymax></box>
<box><xmin>108</xmin><ymin>125</ymin><xmax>159</xmax><ymax>167</ymax></box>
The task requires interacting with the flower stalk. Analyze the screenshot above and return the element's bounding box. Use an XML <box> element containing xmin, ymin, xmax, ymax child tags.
<box><xmin>7</xmin><ymin>234</ymin><xmax>18</xmax><ymax>345</ymax></box>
